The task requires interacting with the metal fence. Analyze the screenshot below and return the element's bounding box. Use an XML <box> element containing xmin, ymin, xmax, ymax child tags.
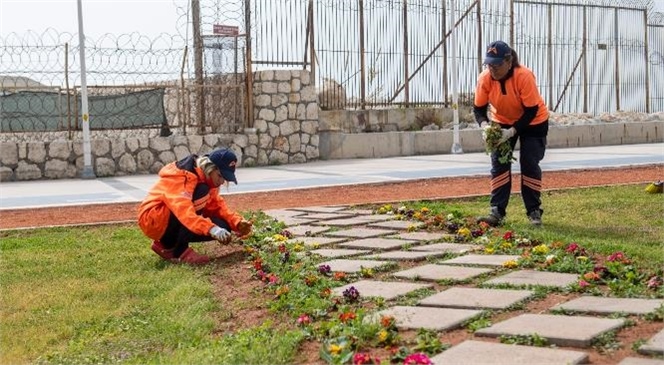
<box><xmin>1</xmin><ymin>0</ymin><xmax>662</xmax><ymax>135</ymax></box>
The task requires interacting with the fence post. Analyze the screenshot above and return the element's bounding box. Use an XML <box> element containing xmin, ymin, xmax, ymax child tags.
<box><xmin>192</xmin><ymin>0</ymin><xmax>206</xmax><ymax>132</ymax></box>
<box><xmin>245</xmin><ymin>0</ymin><xmax>254</xmax><ymax>128</ymax></box>
<box><xmin>442</xmin><ymin>0</ymin><xmax>448</xmax><ymax>107</ymax></box>
<box><xmin>614</xmin><ymin>8</ymin><xmax>620</xmax><ymax>111</ymax></box>
<box><xmin>643</xmin><ymin>9</ymin><xmax>650</xmax><ymax>113</ymax></box>
<box><xmin>582</xmin><ymin>6</ymin><xmax>588</xmax><ymax>114</ymax></box>
<box><xmin>359</xmin><ymin>0</ymin><xmax>366</xmax><ymax>110</ymax></box>
<box><xmin>76</xmin><ymin>0</ymin><xmax>95</xmax><ymax>179</ymax></box>
<box><xmin>403</xmin><ymin>0</ymin><xmax>409</xmax><ymax>106</ymax></box>
<box><xmin>476</xmin><ymin>0</ymin><xmax>483</xmax><ymax>75</ymax></box>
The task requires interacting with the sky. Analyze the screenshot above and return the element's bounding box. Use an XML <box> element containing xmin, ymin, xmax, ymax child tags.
<box><xmin>2</xmin><ymin>0</ymin><xmax>663</xmax><ymax>40</ymax></box>
<box><xmin>0</xmin><ymin>0</ymin><xmax>188</xmax><ymax>40</ymax></box>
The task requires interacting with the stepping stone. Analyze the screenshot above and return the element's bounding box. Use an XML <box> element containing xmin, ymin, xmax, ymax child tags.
<box><xmin>291</xmin><ymin>206</ymin><xmax>347</xmax><ymax>213</ymax></box>
<box><xmin>309</xmin><ymin>248</ymin><xmax>370</xmax><ymax>258</ymax></box>
<box><xmin>619</xmin><ymin>358</ymin><xmax>664</xmax><ymax>365</ymax></box>
<box><xmin>484</xmin><ymin>270</ymin><xmax>579</xmax><ymax>288</ymax></box>
<box><xmin>359</xmin><ymin>250</ymin><xmax>447</xmax><ymax>261</ymax></box>
<box><xmin>297</xmin><ymin>212</ymin><xmax>357</xmax><ymax>220</ymax></box>
<box><xmin>342</xmin><ymin>209</ymin><xmax>374</xmax><ymax>215</ymax></box>
<box><xmin>317</xmin><ymin>259</ymin><xmax>391</xmax><ymax>273</ymax></box>
<box><xmin>284</xmin><ymin>225</ymin><xmax>331</xmax><ymax>237</ymax></box>
<box><xmin>393</xmin><ymin>264</ymin><xmax>493</xmax><ymax>282</ymax></box>
<box><xmin>638</xmin><ymin>328</ymin><xmax>664</xmax><ymax>356</ymax></box>
<box><xmin>287</xmin><ymin>236</ymin><xmax>347</xmax><ymax>247</ymax></box>
<box><xmin>264</xmin><ymin>209</ymin><xmax>306</xmax><ymax>220</ymax></box>
<box><xmin>338</xmin><ymin>237</ymin><xmax>416</xmax><ymax>250</ymax></box>
<box><xmin>324</xmin><ymin>227</ymin><xmax>397</xmax><ymax>238</ymax></box>
<box><xmin>419</xmin><ymin>287</ymin><xmax>534</xmax><ymax>309</ymax></box>
<box><xmin>441</xmin><ymin>254</ymin><xmax>520</xmax><ymax>266</ymax></box>
<box><xmin>374</xmin><ymin>305</ymin><xmax>482</xmax><ymax>331</ymax></box>
<box><xmin>475</xmin><ymin>313</ymin><xmax>625</xmax><ymax>347</ymax></box>
<box><xmin>410</xmin><ymin>242</ymin><xmax>478</xmax><ymax>254</ymax></box>
<box><xmin>367</xmin><ymin>220</ymin><xmax>424</xmax><ymax>230</ymax></box>
<box><xmin>429</xmin><ymin>340</ymin><xmax>589</xmax><ymax>365</ymax></box>
<box><xmin>390</xmin><ymin>231</ymin><xmax>456</xmax><ymax>242</ymax></box>
<box><xmin>313</xmin><ymin>215</ymin><xmax>393</xmax><ymax>226</ymax></box>
<box><xmin>279</xmin><ymin>217</ymin><xmax>317</xmax><ymax>226</ymax></box>
<box><xmin>332</xmin><ymin>280</ymin><xmax>432</xmax><ymax>300</ymax></box>
<box><xmin>552</xmin><ymin>296</ymin><xmax>664</xmax><ymax>315</ymax></box>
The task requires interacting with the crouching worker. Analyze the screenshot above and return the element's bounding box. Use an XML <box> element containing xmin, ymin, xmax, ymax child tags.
<box><xmin>138</xmin><ymin>148</ymin><xmax>253</xmax><ymax>265</ymax></box>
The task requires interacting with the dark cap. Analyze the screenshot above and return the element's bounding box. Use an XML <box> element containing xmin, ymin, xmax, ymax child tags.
<box><xmin>484</xmin><ymin>41</ymin><xmax>511</xmax><ymax>65</ymax></box>
<box><xmin>208</xmin><ymin>148</ymin><xmax>238</xmax><ymax>184</ymax></box>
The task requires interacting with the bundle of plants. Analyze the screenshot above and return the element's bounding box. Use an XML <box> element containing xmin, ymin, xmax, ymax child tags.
<box><xmin>483</xmin><ymin>122</ymin><xmax>516</xmax><ymax>164</ymax></box>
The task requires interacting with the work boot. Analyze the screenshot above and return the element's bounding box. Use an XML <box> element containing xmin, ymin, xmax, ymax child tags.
<box><xmin>477</xmin><ymin>208</ymin><xmax>503</xmax><ymax>227</ymax></box>
<box><xmin>528</xmin><ymin>209</ymin><xmax>543</xmax><ymax>226</ymax></box>
<box><xmin>173</xmin><ymin>247</ymin><xmax>211</xmax><ymax>265</ymax></box>
<box><xmin>151</xmin><ymin>240</ymin><xmax>175</xmax><ymax>260</ymax></box>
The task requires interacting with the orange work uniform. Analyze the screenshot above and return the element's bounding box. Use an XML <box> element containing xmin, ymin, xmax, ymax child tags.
<box><xmin>137</xmin><ymin>157</ymin><xmax>243</xmax><ymax>241</ymax></box>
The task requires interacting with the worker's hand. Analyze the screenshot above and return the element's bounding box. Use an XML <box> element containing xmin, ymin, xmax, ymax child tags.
<box><xmin>209</xmin><ymin>226</ymin><xmax>232</xmax><ymax>244</ymax></box>
<box><xmin>237</xmin><ymin>219</ymin><xmax>253</xmax><ymax>237</ymax></box>
<box><xmin>498</xmin><ymin>127</ymin><xmax>516</xmax><ymax>144</ymax></box>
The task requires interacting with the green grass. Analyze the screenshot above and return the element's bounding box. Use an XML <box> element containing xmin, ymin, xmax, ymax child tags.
<box><xmin>0</xmin><ymin>184</ymin><xmax>662</xmax><ymax>364</ymax></box>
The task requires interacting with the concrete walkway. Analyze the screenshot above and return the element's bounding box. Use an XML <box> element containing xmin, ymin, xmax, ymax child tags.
<box><xmin>0</xmin><ymin>143</ymin><xmax>662</xmax><ymax>210</ymax></box>
<box><xmin>272</xmin><ymin>205</ymin><xmax>664</xmax><ymax>365</ymax></box>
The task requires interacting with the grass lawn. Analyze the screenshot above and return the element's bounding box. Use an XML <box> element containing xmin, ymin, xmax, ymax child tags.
<box><xmin>1</xmin><ymin>184</ymin><xmax>662</xmax><ymax>364</ymax></box>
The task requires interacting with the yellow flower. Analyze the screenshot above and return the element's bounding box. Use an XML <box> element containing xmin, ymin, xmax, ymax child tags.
<box><xmin>532</xmin><ymin>244</ymin><xmax>550</xmax><ymax>255</ymax></box>
<box><xmin>328</xmin><ymin>344</ymin><xmax>342</xmax><ymax>355</ymax></box>
<box><xmin>484</xmin><ymin>247</ymin><xmax>495</xmax><ymax>254</ymax></box>
<box><xmin>502</xmin><ymin>260</ymin><xmax>518</xmax><ymax>268</ymax></box>
<box><xmin>293</xmin><ymin>244</ymin><xmax>304</xmax><ymax>252</ymax></box>
<box><xmin>577</xmin><ymin>256</ymin><xmax>588</xmax><ymax>262</ymax></box>
<box><xmin>378</xmin><ymin>330</ymin><xmax>389</xmax><ymax>342</ymax></box>
<box><xmin>458</xmin><ymin>227</ymin><xmax>471</xmax><ymax>238</ymax></box>
<box><xmin>420</xmin><ymin>207</ymin><xmax>430</xmax><ymax>213</ymax></box>
<box><xmin>311</xmin><ymin>242</ymin><xmax>320</xmax><ymax>249</ymax></box>
<box><xmin>500</xmin><ymin>242</ymin><xmax>513</xmax><ymax>250</ymax></box>
<box><xmin>273</xmin><ymin>234</ymin><xmax>287</xmax><ymax>242</ymax></box>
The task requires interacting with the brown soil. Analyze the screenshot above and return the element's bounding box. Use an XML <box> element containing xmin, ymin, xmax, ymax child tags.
<box><xmin>2</xmin><ymin>164</ymin><xmax>663</xmax><ymax>364</ymax></box>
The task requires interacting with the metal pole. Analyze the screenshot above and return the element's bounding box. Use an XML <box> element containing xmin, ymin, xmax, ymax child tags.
<box><xmin>76</xmin><ymin>0</ymin><xmax>95</xmax><ymax>179</ymax></box>
<box><xmin>192</xmin><ymin>0</ymin><xmax>205</xmax><ymax>132</ymax></box>
<box><xmin>450</xmin><ymin>0</ymin><xmax>463</xmax><ymax>154</ymax></box>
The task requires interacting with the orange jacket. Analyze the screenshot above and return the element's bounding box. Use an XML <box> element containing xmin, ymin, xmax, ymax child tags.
<box><xmin>474</xmin><ymin>66</ymin><xmax>548</xmax><ymax>126</ymax></box>
<box><xmin>137</xmin><ymin>156</ymin><xmax>243</xmax><ymax>241</ymax></box>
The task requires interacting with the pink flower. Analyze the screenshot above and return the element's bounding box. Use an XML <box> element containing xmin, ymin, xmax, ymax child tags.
<box><xmin>607</xmin><ymin>251</ymin><xmax>627</xmax><ymax>262</ymax></box>
<box><xmin>353</xmin><ymin>352</ymin><xmax>372</xmax><ymax>365</ymax></box>
<box><xmin>404</xmin><ymin>352</ymin><xmax>432</xmax><ymax>365</ymax></box>
<box><xmin>647</xmin><ymin>276</ymin><xmax>662</xmax><ymax>289</ymax></box>
<box><xmin>297</xmin><ymin>314</ymin><xmax>311</xmax><ymax>326</ymax></box>
<box><xmin>565</xmin><ymin>242</ymin><xmax>579</xmax><ymax>253</ymax></box>
<box><xmin>578</xmin><ymin>280</ymin><xmax>590</xmax><ymax>288</ymax></box>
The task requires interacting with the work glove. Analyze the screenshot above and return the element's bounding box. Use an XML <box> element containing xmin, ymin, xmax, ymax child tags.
<box><xmin>481</xmin><ymin>124</ymin><xmax>491</xmax><ymax>143</ymax></box>
<box><xmin>209</xmin><ymin>226</ymin><xmax>232</xmax><ymax>244</ymax></box>
<box><xmin>237</xmin><ymin>219</ymin><xmax>253</xmax><ymax>237</ymax></box>
<box><xmin>498</xmin><ymin>127</ymin><xmax>516</xmax><ymax>144</ymax></box>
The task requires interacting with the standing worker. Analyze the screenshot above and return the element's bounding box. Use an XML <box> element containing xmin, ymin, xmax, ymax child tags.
<box><xmin>137</xmin><ymin>148</ymin><xmax>253</xmax><ymax>265</ymax></box>
<box><xmin>473</xmin><ymin>40</ymin><xmax>549</xmax><ymax>227</ymax></box>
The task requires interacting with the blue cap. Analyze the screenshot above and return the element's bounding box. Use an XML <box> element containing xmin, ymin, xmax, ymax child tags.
<box><xmin>484</xmin><ymin>41</ymin><xmax>511</xmax><ymax>65</ymax></box>
<box><xmin>208</xmin><ymin>148</ymin><xmax>238</xmax><ymax>184</ymax></box>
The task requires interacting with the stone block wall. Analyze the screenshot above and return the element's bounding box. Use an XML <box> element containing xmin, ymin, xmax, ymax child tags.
<box><xmin>0</xmin><ymin>70</ymin><xmax>320</xmax><ymax>182</ymax></box>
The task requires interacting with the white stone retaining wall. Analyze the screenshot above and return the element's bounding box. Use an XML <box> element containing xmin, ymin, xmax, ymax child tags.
<box><xmin>0</xmin><ymin>70</ymin><xmax>320</xmax><ymax>182</ymax></box>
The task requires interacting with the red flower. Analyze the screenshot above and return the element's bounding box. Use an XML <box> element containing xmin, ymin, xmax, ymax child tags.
<box><xmin>353</xmin><ymin>352</ymin><xmax>372</xmax><ymax>365</ymax></box>
<box><xmin>339</xmin><ymin>311</ymin><xmax>357</xmax><ymax>323</ymax></box>
<box><xmin>404</xmin><ymin>352</ymin><xmax>432</xmax><ymax>365</ymax></box>
<box><xmin>503</xmin><ymin>231</ymin><xmax>513</xmax><ymax>241</ymax></box>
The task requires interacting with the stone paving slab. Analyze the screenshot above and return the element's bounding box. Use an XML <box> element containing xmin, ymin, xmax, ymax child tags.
<box><xmin>392</xmin><ymin>264</ymin><xmax>494</xmax><ymax>282</ymax></box>
<box><xmin>429</xmin><ymin>340</ymin><xmax>589</xmax><ymax>365</ymax></box>
<box><xmin>263</xmin><ymin>209</ymin><xmax>306</xmax><ymax>220</ymax></box>
<box><xmin>317</xmin><ymin>259</ymin><xmax>392</xmax><ymax>273</ymax></box>
<box><xmin>324</xmin><ymin>227</ymin><xmax>397</xmax><ymax>238</ymax></box>
<box><xmin>337</xmin><ymin>237</ymin><xmax>416</xmax><ymax>251</ymax></box>
<box><xmin>441</xmin><ymin>254</ymin><xmax>520</xmax><ymax>266</ymax></box>
<box><xmin>297</xmin><ymin>212</ymin><xmax>358</xmax><ymax>220</ymax></box>
<box><xmin>639</xmin><ymin>328</ymin><xmax>664</xmax><ymax>356</ymax></box>
<box><xmin>309</xmin><ymin>248</ymin><xmax>371</xmax><ymax>258</ymax></box>
<box><xmin>279</xmin><ymin>216</ymin><xmax>318</xmax><ymax>226</ymax></box>
<box><xmin>312</xmin><ymin>215</ymin><xmax>392</xmax><ymax>227</ymax></box>
<box><xmin>286</xmin><ymin>236</ymin><xmax>347</xmax><ymax>247</ymax></box>
<box><xmin>552</xmin><ymin>296</ymin><xmax>664</xmax><ymax>315</ymax></box>
<box><xmin>375</xmin><ymin>305</ymin><xmax>482</xmax><ymax>331</ymax></box>
<box><xmin>341</xmin><ymin>209</ymin><xmax>374</xmax><ymax>215</ymax></box>
<box><xmin>484</xmin><ymin>270</ymin><xmax>579</xmax><ymax>288</ymax></box>
<box><xmin>290</xmin><ymin>206</ymin><xmax>347</xmax><ymax>213</ymax></box>
<box><xmin>367</xmin><ymin>220</ymin><xmax>424</xmax><ymax>230</ymax></box>
<box><xmin>332</xmin><ymin>280</ymin><xmax>432</xmax><ymax>300</ymax></box>
<box><xmin>359</xmin><ymin>250</ymin><xmax>448</xmax><ymax>261</ymax></box>
<box><xmin>475</xmin><ymin>313</ymin><xmax>625</xmax><ymax>348</ymax></box>
<box><xmin>419</xmin><ymin>287</ymin><xmax>534</xmax><ymax>309</ymax></box>
<box><xmin>410</xmin><ymin>242</ymin><xmax>478</xmax><ymax>254</ymax></box>
<box><xmin>285</xmin><ymin>225</ymin><xmax>331</xmax><ymax>237</ymax></box>
<box><xmin>390</xmin><ymin>231</ymin><xmax>456</xmax><ymax>242</ymax></box>
<box><xmin>619</xmin><ymin>357</ymin><xmax>664</xmax><ymax>365</ymax></box>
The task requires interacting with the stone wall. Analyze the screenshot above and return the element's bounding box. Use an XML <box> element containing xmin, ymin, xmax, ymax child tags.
<box><xmin>0</xmin><ymin>70</ymin><xmax>320</xmax><ymax>182</ymax></box>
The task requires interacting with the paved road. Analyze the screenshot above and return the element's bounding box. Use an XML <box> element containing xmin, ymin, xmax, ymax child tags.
<box><xmin>0</xmin><ymin>143</ymin><xmax>662</xmax><ymax>210</ymax></box>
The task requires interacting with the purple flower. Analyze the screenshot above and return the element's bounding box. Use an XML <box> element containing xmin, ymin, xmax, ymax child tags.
<box><xmin>343</xmin><ymin>286</ymin><xmax>360</xmax><ymax>303</ymax></box>
<box><xmin>318</xmin><ymin>264</ymin><xmax>332</xmax><ymax>275</ymax></box>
